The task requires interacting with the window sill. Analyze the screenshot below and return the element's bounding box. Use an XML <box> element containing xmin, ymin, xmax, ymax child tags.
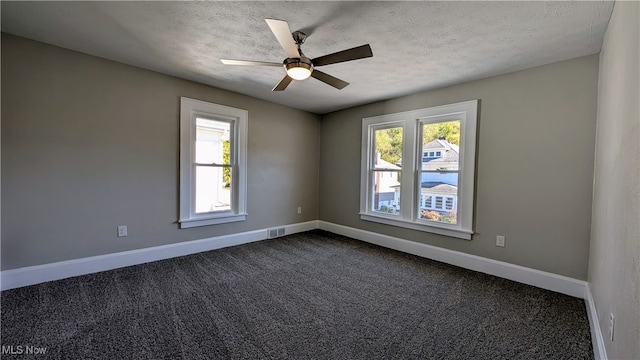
<box><xmin>179</xmin><ymin>213</ymin><xmax>247</xmax><ymax>229</ymax></box>
<box><xmin>359</xmin><ymin>213</ymin><xmax>472</xmax><ymax>240</ymax></box>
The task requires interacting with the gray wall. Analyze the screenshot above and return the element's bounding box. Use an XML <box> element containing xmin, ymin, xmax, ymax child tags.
<box><xmin>0</xmin><ymin>32</ymin><xmax>606</xmax><ymax>283</ymax></box>
<box><xmin>1</xmin><ymin>34</ymin><xmax>321</xmax><ymax>270</ymax></box>
<box><xmin>589</xmin><ymin>2</ymin><xmax>640</xmax><ymax>359</ymax></box>
<box><xmin>320</xmin><ymin>55</ymin><xmax>599</xmax><ymax>280</ymax></box>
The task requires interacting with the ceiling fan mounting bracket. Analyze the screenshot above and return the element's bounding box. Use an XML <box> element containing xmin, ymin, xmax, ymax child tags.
<box><xmin>292</xmin><ymin>31</ymin><xmax>307</xmax><ymax>45</ymax></box>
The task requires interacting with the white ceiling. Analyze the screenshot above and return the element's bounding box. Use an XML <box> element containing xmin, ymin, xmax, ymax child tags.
<box><xmin>1</xmin><ymin>1</ymin><xmax>614</xmax><ymax>114</ymax></box>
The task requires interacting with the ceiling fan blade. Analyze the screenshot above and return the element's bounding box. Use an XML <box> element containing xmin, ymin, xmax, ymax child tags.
<box><xmin>265</xmin><ymin>19</ymin><xmax>300</xmax><ymax>58</ymax></box>
<box><xmin>272</xmin><ymin>75</ymin><xmax>293</xmax><ymax>91</ymax></box>
<box><xmin>312</xmin><ymin>44</ymin><xmax>373</xmax><ymax>67</ymax></box>
<box><xmin>311</xmin><ymin>70</ymin><xmax>349</xmax><ymax>89</ymax></box>
<box><xmin>221</xmin><ymin>59</ymin><xmax>282</xmax><ymax>67</ymax></box>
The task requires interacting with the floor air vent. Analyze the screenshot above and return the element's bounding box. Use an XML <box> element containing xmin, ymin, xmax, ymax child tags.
<box><xmin>268</xmin><ymin>227</ymin><xmax>286</xmax><ymax>239</ymax></box>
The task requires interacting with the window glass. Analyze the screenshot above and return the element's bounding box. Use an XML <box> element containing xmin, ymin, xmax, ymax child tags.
<box><xmin>372</xmin><ymin>170</ymin><xmax>401</xmax><ymax>214</ymax></box>
<box><xmin>419</xmin><ymin>120</ymin><xmax>460</xmax><ymax>224</ymax></box>
<box><xmin>371</xmin><ymin>127</ymin><xmax>403</xmax><ymax>215</ymax></box>
<box><xmin>194</xmin><ymin>119</ymin><xmax>232</xmax><ymax>214</ymax></box>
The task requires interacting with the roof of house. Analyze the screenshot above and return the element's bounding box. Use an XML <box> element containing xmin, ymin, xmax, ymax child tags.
<box><xmin>422</xmin><ymin>138</ymin><xmax>459</xmax><ymax>163</ymax></box>
<box><xmin>375</xmin><ymin>157</ymin><xmax>401</xmax><ymax>170</ymax></box>
<box><xmin>423</xmin><ymin>138</ymin><xmax>459</xmax><ymax>151</ymax></box>
<box><xmin>421</xmin><ymin>182</ymin><xmax>458</xmax><ymax>194</ymax></box>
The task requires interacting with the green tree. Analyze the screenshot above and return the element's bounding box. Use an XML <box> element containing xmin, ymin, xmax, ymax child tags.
<box><xmin>375</xmin><ymin>127</ymin><xmax>403</xmax><ymax>165</ymax></box>
<box><xmin>223</xmin><ymin>140</ymin><xmax>231</xmax><ymax>186</ymax></box>
<box><xmin>422</xmin><ymin>121</ymin><xmax>460</xmax><ymax>146</ymax></box>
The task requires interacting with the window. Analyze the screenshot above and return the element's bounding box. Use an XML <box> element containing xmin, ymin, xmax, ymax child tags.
<box><xmin>445</xmin><ymin>197</ymin><xmax>454</xmax><ymax>210</ymax></box>
<box><xmin>435</xmin><ymin>196</ymin><xmax>443</xmax><ymax>209</ymax></box>
<box><xmin>360</xmin><ymin>100</ymin><xmax>478</xmax><ymax>240</ymax></box>
<box><xmin>179</xmin><ymin>97</ymin><xmax>248</xmax><ymax>228</ymax></box>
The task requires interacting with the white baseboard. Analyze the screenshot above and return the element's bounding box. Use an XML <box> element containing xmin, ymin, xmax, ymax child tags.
<box><xmin>0</xmin><ymin>220</ymin><xmax>319</xmax><ymax>291</ymax></box>
<box><xmin>281</xmin><ymin>220</ymin><xmax>319</xmax><ymax>235</ymax></box>
<box><xmin>585</xmin><ymin>284</ymin><xmax>608</xmax><ymax>360</ymax></box>
<box><xmin>318</xmin><ymin>221</ymin><xmax>587</xmax><ymax>299</ymax></box>
<box><xmin>3</xmin><ymin>219</ymin><xmax>586</xmax><ymax>298</ymax></box>
<box><xmin>3</xmin><ymin>219</ymin><xmax>598</xmax><ymax>358</ymax></box>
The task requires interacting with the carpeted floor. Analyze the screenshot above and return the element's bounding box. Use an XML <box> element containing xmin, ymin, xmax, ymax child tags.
<box><xmin>1</xmin><ymin>230</ymin><xmax>593</xmax><ymax>359</ymax></box>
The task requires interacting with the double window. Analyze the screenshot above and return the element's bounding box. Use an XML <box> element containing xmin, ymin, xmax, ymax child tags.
<box><xmin>179</xmin><ymin>97</ymin><xmax>248</xmax><ymax>228</ymax></box>
<box><xmin>360</xmin><ymin>100</ymin><xmax>478</xmax><ymax>239</ymax></box>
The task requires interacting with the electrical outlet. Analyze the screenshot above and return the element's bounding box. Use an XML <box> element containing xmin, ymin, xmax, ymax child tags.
<box><xmin>496</xmin><ymin>235</ymin><xmax>505</xmax><ymax>247</ymax></box>
<box><xmin>609</xmin><ymin>313</ymin><xmax>615</xmax><ymax>341</ymax></box>
<box><xmin>297</xmin><ymin>207</ymin><xmax>302</xmax><ymax>214</ymax></box>
<box><xmin>117</xmin><ymin>225</ymin><xmax>128</xmax><ymax>237</ymax></box>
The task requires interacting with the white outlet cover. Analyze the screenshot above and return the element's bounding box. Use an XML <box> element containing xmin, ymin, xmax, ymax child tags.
<box><xmin>117</xmin><ymin>225</ymin><xmax>128</xmax><ymax>237</ymax></box>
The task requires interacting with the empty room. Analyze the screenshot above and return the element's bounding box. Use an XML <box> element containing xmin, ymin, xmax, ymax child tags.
<box><xmin>1</xmin><ymin>1</ymin><xmax>638</xmax><ymax>359</ymax></box>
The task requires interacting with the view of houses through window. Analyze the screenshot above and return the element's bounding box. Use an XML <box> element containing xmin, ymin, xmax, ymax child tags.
<box><xmin>372</xmin><ymin>120</ymin><xmax>461</xmax><ymax>224</ymax></box>
<box><xmin>372</xmin><ymin>126</ymin><xmax>403</xmax><ymax>215</ymax></box>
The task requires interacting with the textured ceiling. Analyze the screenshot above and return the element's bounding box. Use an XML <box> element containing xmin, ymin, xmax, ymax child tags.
<box><xmin>1</xmin><ymin>1</ymin><xmax>613</xmax><ymax>114</ymax></box>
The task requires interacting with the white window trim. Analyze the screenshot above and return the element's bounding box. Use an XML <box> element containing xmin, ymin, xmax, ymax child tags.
<box><xmin>179</xmin><ymin>97</ymin><xmax>248</xmax><ymax>228</ymax></box>
<box><xmin>360</xmin><ymin>100</ymin><xmax>478</xmax><ymax>240</ymax></box>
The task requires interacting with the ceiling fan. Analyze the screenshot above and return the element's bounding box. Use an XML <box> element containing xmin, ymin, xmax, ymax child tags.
<box><xmin>221</xmin><ymin>19</ymin><xmax>373</xmax><ymax>91</ymax></box>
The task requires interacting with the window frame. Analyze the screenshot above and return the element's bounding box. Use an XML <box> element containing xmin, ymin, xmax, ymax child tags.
<box><xmin>360</xmin><ymin>100</ymin><xmax>478</xmax><ymax>240</ymax></box>
<box><xmin>179</xmin><ymin>97</ymin><xmax>248</xmax><ymax>228</ymax></box>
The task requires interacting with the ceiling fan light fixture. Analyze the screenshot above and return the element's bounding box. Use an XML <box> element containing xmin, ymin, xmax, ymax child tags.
<box><xmin>284</xmin><ymin>58</ymin><xmax>313</xmax><ymax>80</ymax></box>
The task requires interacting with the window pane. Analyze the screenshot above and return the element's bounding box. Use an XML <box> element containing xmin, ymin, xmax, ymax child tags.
<box><xmin>372</xmin><ymin>170</ymin><xmax>401</xmax><ymax>215</ymax></box>
<box><xmin>195</xmin><ymin>118</ymin><xmax>231</xmax><ymax>165</ymax></box>
<box><xmin>419</xmin><ymin>120</ymin><xmax>460</xmax><ymax>224</ymax></box>
<box><xmin>421</xmin><ymin>120</ymin><xmax>460</xmax><ymax>171</ymax></box>
<box><xmin>419</xmin><ymin>171</ymin><xmax>458</xmax><ymax>224</ymax></box>
<box><xmin>373</xmin><ymin>127</ymin><xmax>403</xmax><ymax>168</ymax></box>
<box><xmin>195</xmin><ymin>165</ymin><xmax>231</xmax><ymax>213</ymax></box>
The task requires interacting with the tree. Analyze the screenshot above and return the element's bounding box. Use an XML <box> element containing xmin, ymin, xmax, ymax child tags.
<box><xmin>375</xmin><ymin>128</ymin><xmax>403</xmax><ymax>165</ymax></box>
<box><xmin>422</xmin><ymin>121</ymin><xmax>460</xmax><ymax>146</ymax></box>
<box><xmin>223</xmin><ymin>140</ymin><xmax>231</xmax><ymax>186</ymax></box>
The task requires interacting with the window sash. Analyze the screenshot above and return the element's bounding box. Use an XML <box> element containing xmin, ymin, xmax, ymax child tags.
<box><xmin>417</xmin><ymin>169</ymin><xmax>460</xmax><ymax>211</ymax></box>
<box><xmin>193</xmin><ymin>163</ymin><xmax>234</xmax><ymax>207</ymax></box>
<box><xmin>369</xmin><ymin>169</ymin><xmax>401</xmax><ymax>215</ymax></box>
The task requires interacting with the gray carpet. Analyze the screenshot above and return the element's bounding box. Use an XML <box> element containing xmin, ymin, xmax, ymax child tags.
<box><xmin>1</xmin><ymin>230</ymin><xmax>593</xmax><ymax>359</ymax></box>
